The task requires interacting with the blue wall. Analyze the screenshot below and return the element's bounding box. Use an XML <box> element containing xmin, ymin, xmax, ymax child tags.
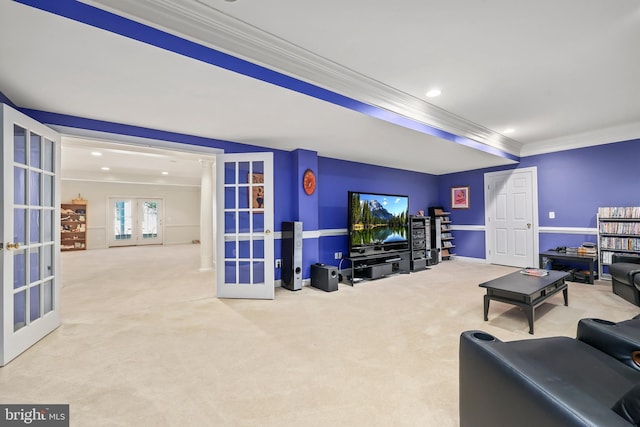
<box><xmin>318</xmin><ymin>157</ymin><xmax>439</xmax><ymax>230</ymax></box>
<box><xmin>438</xmin><ymin>139</ymin><xmax>640</xmax><ymax>259</ymax></box>
<box><xmin>4</xmin><ymin>95</ymin><xmax>639</xmax><ymax>280</ymax></box>
<box><xmin>314</xmin><ymin>157</ymin><xmax>439</xmax><ymax>269</ymax></box>
<box><xmin>5</xmin><ymin>102</ymin><xmax>439</xmax><ymax>281</ymax></box>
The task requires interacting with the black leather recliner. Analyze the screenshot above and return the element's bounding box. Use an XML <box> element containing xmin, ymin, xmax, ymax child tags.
<box><xmin>609</xmin><ymin>254</ymin><xmax>640</xmax><ymax>306</ymax></box>
<box><xmin>460</xmin><ymin>322</ymin><xmax>640</xmax><ymax>426</ymax></box>
<box><xmin>577</xmin><ymin>316</ymin><xmax>640</xmax><ymax>371</ymax></box>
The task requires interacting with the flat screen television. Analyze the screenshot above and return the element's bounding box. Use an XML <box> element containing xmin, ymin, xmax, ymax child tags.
<box><xmin>348</xmin><ymin>191</ymin><xmax>409</xmax><ymax>256</ymax></box>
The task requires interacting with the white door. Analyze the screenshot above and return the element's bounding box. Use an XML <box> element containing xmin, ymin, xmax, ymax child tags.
<box><xmin>485</xmin><ymin>167</ymin><xmax>539</xmax><ymax>268</ymax></box>
<box><xmin>109</xmin><ymin>198</ymin><xmax>163</xmax><ymax>246</ymax></box>
<box><xmin>1</xmin><ymin>104</ymin><xmax>61</xmax><ymax>366</ymax></box>
<box><xmin>216</xmin><ymin>153</ymin><xmax>274</xmax><ymax>299</ymax></box>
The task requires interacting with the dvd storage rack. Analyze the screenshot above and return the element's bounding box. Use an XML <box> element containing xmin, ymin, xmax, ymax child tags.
<box><xmin>597</xmin><ymin>206</ymin><xmax>640</xmax><ymax>279</ymax></box>
<box><xmin>428</xmin><ymin>207</ymin><xmax>455</xmax><ymax>261</ymax></box>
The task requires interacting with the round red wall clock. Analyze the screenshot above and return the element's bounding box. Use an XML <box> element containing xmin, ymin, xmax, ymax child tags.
<box><xmin>302</xmin><ymin>169</ymin><xmax>316</xmax><ymax>195</ymax></box>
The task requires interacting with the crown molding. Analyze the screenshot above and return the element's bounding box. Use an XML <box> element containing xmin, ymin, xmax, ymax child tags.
<box><xmin>521</xmin><ymin>121</ymin><xmax>640</xmax><ymax>157</ymax></box>
<box><xmin>80</xmin><ymin>0</ymin><xmax>522</xmax><ymax>156</ymax></box>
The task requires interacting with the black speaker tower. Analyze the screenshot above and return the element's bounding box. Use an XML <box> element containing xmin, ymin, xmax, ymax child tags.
<box><xmin>282</xmin><ymin>221</ymin><xmax>303</xmax><ymax>291</ymax></box>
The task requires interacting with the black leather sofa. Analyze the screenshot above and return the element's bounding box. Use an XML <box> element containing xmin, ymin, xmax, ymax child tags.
<box><xmin>609</xmin><ymin>254</ymin><xmax>640</xmax><ymax>306</ymax></box>
<box><xmin>460</xmin><ymin>318</ymin><xmax>640</xmax><ymax>426</ymax></box>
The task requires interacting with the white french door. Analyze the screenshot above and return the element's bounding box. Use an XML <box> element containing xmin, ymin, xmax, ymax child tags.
<box><xmin>485</xmin><ymin>167</ymin><xmax>539</xmax><ymax>268</ymax></box>
<box><xmin>1</xmin><ymin>104</ymin><xmax>61</xmax><ymax>366</ymax></box>
<box><xmin>108</xmin><ymin>198</ymin><xmax>163</xmax><ymax>247</ymax></box>
<box><xmin>216</xmin><ymin>153</ymin><xmax>274</xmax><ymax>299</ymax></box>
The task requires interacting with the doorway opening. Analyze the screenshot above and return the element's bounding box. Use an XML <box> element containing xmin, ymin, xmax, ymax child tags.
<box><xmin>60</xmin><ymin>133</ymin><xmax>220</xmax><ymax>252</ymax></box>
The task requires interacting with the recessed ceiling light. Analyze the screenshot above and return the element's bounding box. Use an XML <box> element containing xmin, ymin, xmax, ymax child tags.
<box><xmin>426</xmin><ymin>89</ymin><xmax>441</xmax><ymax>98</ymax></box>
<box><xmin>101</xmin><ymin>167</ymin><xmax>110</xmax><ymax>171</ymax></box>
<box><xmin>503</xmin><ymin>128</ymin><xmax>515</xmax><ymax>135</ymax></box>
<box><xmin>91</xmin><ymin>151</ymin><xmax>102</xmax><ymax>156</ymax></box>
<box><xmin>161</xmin><ymin>171</ymin><xmax>169</xmax><ymax>175</ymax></box>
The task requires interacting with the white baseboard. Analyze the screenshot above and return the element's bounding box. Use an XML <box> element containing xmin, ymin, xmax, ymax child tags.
<box><xmin>450</xmin><ymin>255</ymin><xmax>487</xmax><ymax>263</ymax></box>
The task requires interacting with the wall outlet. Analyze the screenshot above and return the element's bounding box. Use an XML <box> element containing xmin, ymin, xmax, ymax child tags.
<box><xmin>549</xmin><ymin>211</ymin><xmax>556</xmax><ymax>219</ymax></box>
<box><xmin>334</xmin><ymin>252</ymin><xmax>342</xmax><ymax>259</ymax></box>
<box><xmin>275</xmin><ymin>259</ymin><xmax>282</xmax><ymax>268</ymax></box>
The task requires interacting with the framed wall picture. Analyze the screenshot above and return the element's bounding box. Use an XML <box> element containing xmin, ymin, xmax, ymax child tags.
<box><xmin>451</xmin><ymin>186</ymin><xmax>470</xmax><ymax>209</ymax></box>
<box><xmin>250</xmin><ymin>173</ymin><xmax>265</xmax><ymax>210</ymax></box>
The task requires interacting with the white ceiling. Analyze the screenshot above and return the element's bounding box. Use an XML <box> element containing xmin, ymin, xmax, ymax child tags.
<box><xmin>1</xmin><ymin>0</ymin><xmax>639</xmax><ymax>180</ymax></box>
<box><xmin>61</xmin><ymin>136</ymin><xmax>213</xmax><ymax>186</ymax></box>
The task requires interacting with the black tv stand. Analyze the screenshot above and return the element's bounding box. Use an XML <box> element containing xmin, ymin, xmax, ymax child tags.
<box><xmin>346</xmin><ymin>251</ymin><xmax>410</xmax><ymax>285</ymax></box>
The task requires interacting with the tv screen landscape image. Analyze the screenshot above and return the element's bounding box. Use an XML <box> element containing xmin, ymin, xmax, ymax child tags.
<box><xmin>348</xmin><ymin>191</ymin><xmax>409</xmax><ymax>255</ymax></box>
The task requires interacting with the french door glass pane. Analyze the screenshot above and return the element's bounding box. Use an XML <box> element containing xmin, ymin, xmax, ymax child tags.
<box><xmin>253</xmin><ymin>261</ymin><xmax>265</xmax><ymax>283</ymax></box>
<box><xmin>43</xmin><ymin>174</ymin><xmax>53</xmax><ymax>206</ymax></box>
<box><xmin>225</xmin><ymin>187</ymin><xmax>236</xmax><ymax>209</ymax></box>
<box><xmin>30</xmin><ymin>133</ymin><xmax>41</xmax><ymax>169</ymax></box>
<box><xmin>43</xmin><ymin>244</ymin><xmax>54</xmax><ymax>278</ymax></box>
<box><xmin>14</xmin><ymin>167</ymin><xmax>26</xmax><ymax>205</ymax></box>
<box><xmin>239</xmin><ymin>240</ymin><xmax>250</xmax><ymax>258</ymax></box>
<box><xmin>14</xmin><ymin>250</ymin><xmax>26</xmax><ymax>289</ymax></box>
<box><xmin>14</xmin><ymin>208</ymin><xmax>26</xmax><ymax>245</ymax></box>
<box><xmin>30</xmin><ymin>171</ymin><xmax>41</xmax><ymax>206</ymax></box>
<box><xmin>30</xmin><ymin>209</ymin><xmax>40</xmax><ymax>243</ymax></box>
<box><xmin>239</xmin><ymin>261</ymin><xmax>251</xmax><ymax>284</ymax></box>
<box><xmin>14</xmin><ymin>291</ymin><xmax>27</xmax><ymax>331</ymax></box>
<box><xmin>14</xmin><ymin>125</ymin><xmax>27</xmax><ymax>165</ymax></box>
<box><xmin>43</xmin><ymin>280</ymin><xmax>53</xmax><ymax>314</ymax></box>
<box><xmin>225</xmin><ymin>241</ymin><xmax>236</xmax><ymax>258</ymax></box>
<box><xmin>238</xmin><ymin>162</ymin><xmax>250</xmax><ymax>184</ymax></box>
<box><xmin>224</xmin><ymin>163</ymin><xmax>236</xmax><ymax>184</ymax></box>
<box><xmin>253</xmin><ymin>240</ymin><xmax>264</xmax><ymax>258</ymax></box>
<box><xmin>29</xmin><ymin>248</ymin><xmax>40</xmax><ymax>283</ymax></box>
<box><xmin>30</xmin><ymin>285</ymin><xmax>41</xmax><ymax>322</ymax></box>
<box><xmin>43</xmin><ymin>209</ymin><xmax>53</xmax><ymax>242</ymax></box>
<box><xmin>253</xmin><ymin>212</ymin><xmax>264</xmax><ymax>232</ymax></box>
<box><xmin>225</xmin><ymin>212</ymin><xmax>236</xmax><ymax>234</ymax></box>
<box><xmin>239</xmin><ymin>186</ymin><xmax>249</xmax><ymax>209</ymax></box>
<box><xmin>252</xmin><ymin>161</ymin><xmax>264</xmax><ymax>175</ymax></box>
<box><xmin>225</xmin><ymin>261</ymin><xmax>236</xmax><ymax>283</ymax></box>
<box><xmin>43</xmin><ymin>138</ymin><xmax>54</xmax><ymax>172</ymax></box>
<box><xmin>238</xmin><ymin>212</ymin><xmax>250</xmax><ymax>233</ymax></box>
<box><xmin>30</xmin><ymin>247</ymin><xmax>40</xmax><ymax>283</ymax></box>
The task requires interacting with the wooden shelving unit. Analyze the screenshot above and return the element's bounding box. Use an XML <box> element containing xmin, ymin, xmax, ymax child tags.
<box><xmin>61</xmin><ymin>203</ymin><xmax>87</xmax><ymax>251</ymax></box>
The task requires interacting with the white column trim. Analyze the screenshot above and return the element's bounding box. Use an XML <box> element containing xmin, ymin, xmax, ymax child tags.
<box><xmin>199</xmin><ymin>159</ymin><xmax>214</xmax><ymax>271</ymax></box>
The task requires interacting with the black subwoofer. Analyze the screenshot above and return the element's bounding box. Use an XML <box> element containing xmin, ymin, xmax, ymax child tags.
<box><xmin>311</xmin><ymin>264</ymin><xmax>338</xmax><ymax>292</ymax></box>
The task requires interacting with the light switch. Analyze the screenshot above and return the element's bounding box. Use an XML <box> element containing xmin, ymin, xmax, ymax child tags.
<box><xmin>549</xmin><ymin>211</ymin><xmax>555</xmax><ymax>219</ymax></box>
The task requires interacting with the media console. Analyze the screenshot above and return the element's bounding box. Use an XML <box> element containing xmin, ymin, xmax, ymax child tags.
<box><xmin>346</xmin><ymin>251</ymin><xmax>410</xmax><ymax>285</ymax></box>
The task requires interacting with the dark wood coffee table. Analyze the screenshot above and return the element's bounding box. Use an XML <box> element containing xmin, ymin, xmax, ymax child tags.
<box><xmin>479</xmin><ymin>270</ymin><xmax>570</xmax><ymax>334</ymax></box>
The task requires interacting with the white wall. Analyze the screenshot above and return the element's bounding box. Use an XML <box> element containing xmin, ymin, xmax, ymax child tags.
<box><xmin>62</xmin><ymin>181</ymin><xmax>200</xmax><ymax>249</ymax></box>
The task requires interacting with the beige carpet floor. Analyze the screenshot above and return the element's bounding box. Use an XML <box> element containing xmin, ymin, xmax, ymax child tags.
<box><xmin>1</xmin><ymin>244</ymin><xmax>637</xmax><ymax>426</ymax></box>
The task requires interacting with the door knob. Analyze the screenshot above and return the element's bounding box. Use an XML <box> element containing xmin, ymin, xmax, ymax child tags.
<box><xmin>527</xmin><ymin>223</ymin><xmax>532</xmax><ymax>229</ymax></box>
<box><xmin>6</xmin><ymin>242</ymin><xmax>20</xmax><ymax>250</ymax></box>
<box><xmin>265</xmin><ymin>229</ymin><xmax>271</xmax><ymax>235</ymax></box>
